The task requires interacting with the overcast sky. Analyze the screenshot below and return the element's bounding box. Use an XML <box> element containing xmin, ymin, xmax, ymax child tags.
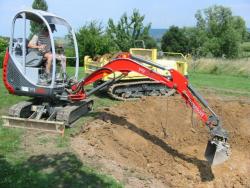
<box><xmin>0</xmin><ymin>0</ymin><xmax>249</xmax><ymax>36</ymax></box>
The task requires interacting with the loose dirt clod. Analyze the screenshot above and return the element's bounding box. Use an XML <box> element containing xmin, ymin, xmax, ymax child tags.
<box><xmin>72</xmin><ymin>96</ymin><xmax>250</xmax><ymax>187</ymax></box>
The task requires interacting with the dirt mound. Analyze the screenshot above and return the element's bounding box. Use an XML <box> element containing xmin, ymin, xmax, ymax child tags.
<box><xmin>72</xmin><ymin>96</ymin><xmax>250</xmax><ymax>187</ymax></box>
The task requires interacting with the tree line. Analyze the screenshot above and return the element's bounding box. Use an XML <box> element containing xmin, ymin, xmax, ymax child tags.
<box><xmin>75</xmin><ymin>5</ymin><xmax>249</xmax><ymax>66</ymax></box>
<box><xmin>162</xmin><ymin>6</ymin><xmax>247</xmax><ymax>58</ymax></box>
<box><xmin>1</xmin><ymin>1</ymin><xmax>249</xmax><ymax>67</ymax></box>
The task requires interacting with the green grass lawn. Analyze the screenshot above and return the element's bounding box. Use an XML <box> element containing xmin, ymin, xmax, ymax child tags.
<box><xmin>0</xmin><ymin>152</ymin><xmax>122</xmax><ymax>188</ymax></box>
<box><xmin>0</xmin><ymin>67</ymin><xmax>250</xmax><ymax>187</ymax></box>
<box><xmin>189</xmin><ymin>71</ymin><xmax>250</xmax><ymax>96</ymax></box>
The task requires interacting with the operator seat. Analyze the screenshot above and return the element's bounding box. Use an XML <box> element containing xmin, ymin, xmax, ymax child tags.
<box><xmin>25</xmin><ymin>50</ymin><xmax>43</xmax><ymax>67</ymax></box>
<box><xmin>13</xmin><ymin>37</ymin><xmax>44</xmax><ymax>67</ymax></box>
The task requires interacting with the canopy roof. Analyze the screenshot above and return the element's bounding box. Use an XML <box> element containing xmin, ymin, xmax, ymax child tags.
<box><xmin>15</xmin><ymin>9</ymin><xmax>71</xmax><ymax>29</ymax></box>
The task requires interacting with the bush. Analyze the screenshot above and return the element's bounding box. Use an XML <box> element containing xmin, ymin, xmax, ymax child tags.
<box><xmin>239</xmin><ymin>42</ymin><xmax>250</xmax><ymax>58</ymax></box>
<box><xmin>245</xmin><ymin>31</ymin><xmax>250</xmax><ymax>42</ymax></box>
<box><xmin>0</xmin><ymin>38</ymin><xmax>8</xmax><ymax>68</ymax></box>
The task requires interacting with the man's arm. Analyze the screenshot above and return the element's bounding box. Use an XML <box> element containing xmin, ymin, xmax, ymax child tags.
<box><xmin>28</xmin><ymin>35</ymin><xmax>45</xmax><ymax>50</ymax></box>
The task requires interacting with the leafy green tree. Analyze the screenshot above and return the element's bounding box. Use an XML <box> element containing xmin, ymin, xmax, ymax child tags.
<box><xmin>30</xmin><ymin>0</ymin><xmax>48</xmax><ymax>35</ymax></box>
<box><xmin>0</xmin><ymin>37</ymin><xmax>8</xmax><ymax>68</ymax></box>
<box><xmin>161</xmin><ymin>26</ymin><xmax>189</xmax><ymax>53</ymax></box>
<box><xmin>182</xmin><ymin>27</ymin><xmax>207</xmax><ymax>56</ymax></box>
<box><xmin>141</xmin><ymin>36</ymin><xmax>158</xmax><ymax>49</ymax></box>
<box><xmin>195</xmin><ymin>5</ymin><xmax>246</xmax><ymax>58</ymax></box>
<box><xmin>32</xmin><ymin>0</ymin><xmax>48</xmax><ymax>10</ymax></box>
<box><xmin>76</xmin><ymin>21</ymin><xmax>116</xmax><ymax>66</ymax></box>
<box><xmin>161</xmin><ymin>6</ymin><xmax>247</xmax><ymax>58</ymax></box>
<box><xmin>245</xmin><ymin>31</ymin><xmax>250</xmax><ymax>42</ymax></box>
<box><xmin>107</xmin><ymin>9</ymin><xmax>157</xmax><ymax>51</ymax></box>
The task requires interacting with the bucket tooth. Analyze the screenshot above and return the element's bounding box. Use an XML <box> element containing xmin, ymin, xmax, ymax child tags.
<box><xmin>205</xmin><ymin>140</ymin><xmax>230</xmax><ymax>166</ymax></box>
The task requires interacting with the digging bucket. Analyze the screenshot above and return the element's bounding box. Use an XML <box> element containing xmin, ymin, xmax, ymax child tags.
<box><xmin>205</xmin><ymin>139</ymin><xmax>230</xmax><ymax>166</ymax></box>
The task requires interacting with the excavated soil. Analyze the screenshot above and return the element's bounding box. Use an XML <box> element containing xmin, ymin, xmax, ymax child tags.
<box><xmin>72</xmin><ymin>96</ymin><xmax>250</xmax><ymax>188</ymax></box>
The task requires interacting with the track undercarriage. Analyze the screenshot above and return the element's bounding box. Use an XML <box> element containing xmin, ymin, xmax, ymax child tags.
<box><xmin>2</xmin><ymin>99</ymin><xmax>93</xmax><ymax>134</ymax></box>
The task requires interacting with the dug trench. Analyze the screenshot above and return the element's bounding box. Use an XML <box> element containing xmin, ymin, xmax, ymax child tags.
<box><xmin>71</xmin><ymin>96</ymin><xmax>250</xmax><ymax>187</ymax></box>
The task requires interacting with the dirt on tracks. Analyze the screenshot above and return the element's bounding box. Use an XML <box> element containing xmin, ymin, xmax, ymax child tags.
<box><xmin>72</xmin><ymin>96</ymin><xmax>250</xmax><ymax>188</ymax></box>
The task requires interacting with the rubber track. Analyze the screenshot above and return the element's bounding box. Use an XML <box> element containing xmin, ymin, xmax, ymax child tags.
<box><xmin>8</xmin><ymin>101</ymin><xmax>33</xmax><ymax>117</ymax></box>
<box><xmin>56</xmin><ymin>99</ymin><xmax>93</xmax><ymax>127</ymax></box>
<box><xmin>107</xmin><ymin>80</ymin><xmax>175</xmax><ymax>101</ymax></box>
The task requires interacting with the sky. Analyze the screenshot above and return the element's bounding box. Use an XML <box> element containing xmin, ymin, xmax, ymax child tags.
<box><xmin>0</xmin><ymin>0</ymin><xmax>249</xmax><ymax>36</ymax></box>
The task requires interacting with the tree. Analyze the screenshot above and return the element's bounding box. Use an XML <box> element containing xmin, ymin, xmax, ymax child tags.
<box><xmin>245</xmin><ymin>31</ymin><xmax>250</xmax><ymax>42</ymax></box>
<box><xmin>30</xmin><ymin>0</ymin><xmax>48</xmax><ymax>36</ymax></box>
<box><xmin>141</xmin><ymin>35</ymin><xmax>158</xmax><ymax>49</ymax></box>
<box><xmin>161</xmin><ymin>26</ymin><xmax>189</xmax><ymax>53</ymax></box>
<box><xmin>32</xmin><ymin>0</ymin><xmax>48</xmax><ymax>10</ymax></box>
<box><xmin>183</xmin><ymin>27</ymin><xmax>207</xmax><ymax>56</ymax></box>
<box><xmin>195</xmin><ymin>5</ymin><xmax>246</xmax><ymax>58</ymax></box>
<box><xmin>107</xmin><ymin>9</ymin><xmax>157</xmax><ymax>51</ymax></box>
<box><xmin>76</xmin><ymin>21</ymin><xmax>116</xmax><ymax>66</ymax></box>
<box><xmin>161</xmin><ymin>6</ymin><xmax>247</xmax><ymax>58</ymax></box>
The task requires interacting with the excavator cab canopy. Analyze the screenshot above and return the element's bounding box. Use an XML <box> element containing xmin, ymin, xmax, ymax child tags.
<box><xmin>9</xmin><ymin>9</ymin><xmax>79</xmax><ymax>88</ymax></box>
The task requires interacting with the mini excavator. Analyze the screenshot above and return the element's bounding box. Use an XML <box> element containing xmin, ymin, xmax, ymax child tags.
<box><xmin>2</xmin><ymin>9</ymin><xmax>230</xmax><ymax>165</ymax></box>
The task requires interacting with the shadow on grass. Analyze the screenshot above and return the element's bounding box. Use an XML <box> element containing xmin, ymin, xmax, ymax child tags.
<box><xmin>0</xmin><ymin>152</ymin><xmax>121</xmax><ymax>188</ymax></box>
<box><xmin>99</xmin><ymin>112</ymin><xmax>215</xmax><ymax>182</ymax></box>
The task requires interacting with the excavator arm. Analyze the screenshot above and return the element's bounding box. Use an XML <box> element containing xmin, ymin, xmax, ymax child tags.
<box><xmin>69</xmin><ymin>53</ymin><xmax>230</xmax><ymax>165</ymax></box>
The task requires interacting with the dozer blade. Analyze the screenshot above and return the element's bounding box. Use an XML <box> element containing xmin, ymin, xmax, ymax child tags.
<box><xmin>205</xmin><ymin>139</ymin><xmax>230</xmax><ymax>166</ymax></box>
<box><xmin>2</xmin><ymin>116</ymin><xmax>65</xmax><ymax>135</ymax></box>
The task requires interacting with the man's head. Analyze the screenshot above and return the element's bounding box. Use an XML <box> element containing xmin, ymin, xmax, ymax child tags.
<box><xmin>42</xmin><ymin>24</ymin><xmax>57</xmax><ymax>34</ymax></box>
<box><xmin>49</xmin><ymin>24</ymin><xmax>57</xmax><ymax>32</ymax></box>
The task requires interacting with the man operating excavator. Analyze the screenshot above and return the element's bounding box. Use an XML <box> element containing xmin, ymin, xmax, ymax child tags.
<box><xmin>28</xmin><ymin>24</ymin><xmax>67</xmax><ymax>83</ymax></box>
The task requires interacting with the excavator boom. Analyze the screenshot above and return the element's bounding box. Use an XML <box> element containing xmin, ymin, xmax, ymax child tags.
<box><xmin>69</xmin><ymin>53</ymin><xmax>230</xmax><ymax>165</ymax></box>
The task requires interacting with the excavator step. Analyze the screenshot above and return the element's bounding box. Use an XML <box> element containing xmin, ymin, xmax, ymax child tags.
<box><xmin>2</xmin><ymin>116</ymin><xmax>65</xmax><ymax>135</ymax></box>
